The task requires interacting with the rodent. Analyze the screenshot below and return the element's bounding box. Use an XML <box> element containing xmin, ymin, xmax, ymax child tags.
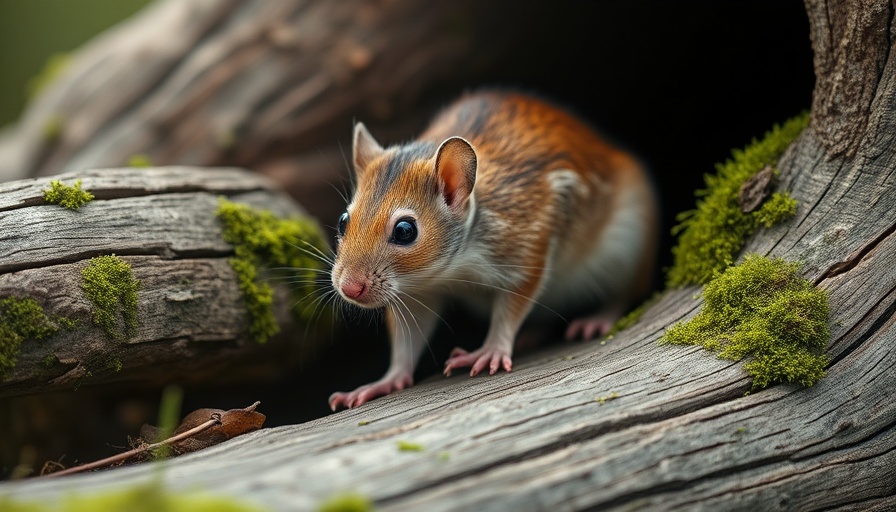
<box><xmin>329</xmin><ymin>89</ymin><xmax>658</xmax><ymax>411</ymax></box>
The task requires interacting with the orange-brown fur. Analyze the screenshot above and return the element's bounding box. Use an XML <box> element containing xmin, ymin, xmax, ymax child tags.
<box><xmin>329</xmin><ymin>89</ymin><xmax>658</xmax><ymax>410</ymax></box>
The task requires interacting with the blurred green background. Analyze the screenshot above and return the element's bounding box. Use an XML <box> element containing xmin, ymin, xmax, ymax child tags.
<box><xmin>0</xmin><ymin>0</ymin><xmax>152</xmax><ymax>128</ymax></box>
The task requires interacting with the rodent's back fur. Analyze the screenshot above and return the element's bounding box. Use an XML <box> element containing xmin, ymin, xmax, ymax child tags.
<box><xmin>328</xmin><ymin>89</ymin><xmax>658</xmax><ymax>411</ymax></box>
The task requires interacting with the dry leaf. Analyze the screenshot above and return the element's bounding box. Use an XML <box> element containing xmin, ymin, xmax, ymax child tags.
<box><xmin>141</xmin><ymin>402</ymin><xmax>265</xmax><ymax>454</ymax></box>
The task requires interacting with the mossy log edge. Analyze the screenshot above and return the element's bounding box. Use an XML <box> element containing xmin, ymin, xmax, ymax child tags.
<box><xmin>0</xmin><ymin>167</ymin><xmax>325</xmax><ymax>397</ymax></box>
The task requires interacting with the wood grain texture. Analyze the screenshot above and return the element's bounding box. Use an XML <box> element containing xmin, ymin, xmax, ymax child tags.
<box><xmin>0</xmin><ymin>167</ymin><xmax>324</xmax><ymax>397</ymax></box>
<box><xmin>0</xmin><ymin>0</ymin><xmax>524</xmax><ymax>184</ymax></box>
<box><xmin>1</xmin><ymin>0</ymin><xmax>894</xmax><ymax>510</ymax></box>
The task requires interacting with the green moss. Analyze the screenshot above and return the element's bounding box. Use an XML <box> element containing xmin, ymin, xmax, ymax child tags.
<box><xmin>396</xmin><ymin>440</ymin><xmax>425</xmax><ymax>452</ymax></box>
<box><xmin>56</xmin><ymin>316</ymin><xmax>80</xmax><ymax>331</ymax></box>
<box><xmin>216</xmin><ymin>198</ymin><xmax>329</xmax><ymax>344</ymax></box>
<box><xmin>43</xmin><ymin>179</ymin><xmax>94</xmax><ymax>210</ymax></box>
<box><xmin>81</xmin><ymin>255</ymin><xmax>140</xmax><ymax>341</ymax></box>
<box><xmin>0</xmin><ymin>298</ymin><xmax>60</xmax><ymax>379</ymax></box>
<box><xmin>662</xmin><ymin>255</ymin><xmax>830</xmax><ymax>391</ymax></box>
<box><xmin>26</xmin><ymin>53</ymin><xmax>71</xmax><ymax>100</ymax></box>
<box><xmin>606</xmin><ymin>292</ymin><xmax>662</xmax><ymax>337</ymax></box>
<box><xmin>41</xmin><ymin>116</ymin><xmax>65</xmax><ymax>142</ymax></box>
<box><xmin>318</xmin><ymin>493</ymin><xmax>374</xmax><ymax>512</ymax></box>
<box><xmin>667</xmin><ymin>113</ymin><xmax>809</xmax><ymax>287</ymax></box>
<box><xmin>43</xmin><ymin>354</ymin><xmax>58</xmax><ymax>368</ymax></box>
<box><xmin>127</xmin><ymin>154</ymin><xmax>154</xmax><ymax>167</ymax></box>
<box><xmin>594</xmin><ymin>392</ymin><xmax>619</xmax><ymax>405</ymax></box>
<box><xmin>106</xmin><ymin>357</ymin><xmax>123</xmax><ymax>372</ymax></box>
<box><xmin>754</xmin><ymin>192</ymin><xmax>798</xmax><ymax>228</ymax></box>
<box><xmin>0</xmin><ymin>483</ymin><xmax>264</xmax><ymax>512</ymax></box>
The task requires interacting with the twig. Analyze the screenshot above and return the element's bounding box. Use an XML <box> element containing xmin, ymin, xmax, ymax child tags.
<box><xmin>43</xmin><ymin>414</ymin><xmax>223</xmax><ymax>478</ymax></box>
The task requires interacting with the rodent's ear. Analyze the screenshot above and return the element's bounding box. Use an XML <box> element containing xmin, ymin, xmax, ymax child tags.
<box><xmin>435</xmin><ymin>136</ymin><xmax>477</xmax><ymax>213</ymax></box>
<box><xmin>353</xmin><ymin>122</ymin><xmax>384</xmax><ymax>176</ymax></box>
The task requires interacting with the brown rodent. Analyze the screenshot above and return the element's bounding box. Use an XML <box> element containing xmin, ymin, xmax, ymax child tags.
<box><xmin>329</xmin><ymin>89</ymin><xmax>658</xmax><ymax>410</ymax></box>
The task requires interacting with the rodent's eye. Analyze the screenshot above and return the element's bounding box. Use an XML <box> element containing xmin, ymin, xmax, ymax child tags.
<box><xmin>390</xmin><ymin>217</ymin><xmax>418</xmax><ymax>246</ymax></box>
<box><xmin>337</xmin><ymin>212</ymin><xmax>349</xmax><ymax>237</ymax></box>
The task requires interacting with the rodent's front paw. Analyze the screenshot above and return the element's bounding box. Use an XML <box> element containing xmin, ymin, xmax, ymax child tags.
<box><xmin>443</xmin><ymin>346</ymin><xmax>512</xmax><ymax>377</ymax></box>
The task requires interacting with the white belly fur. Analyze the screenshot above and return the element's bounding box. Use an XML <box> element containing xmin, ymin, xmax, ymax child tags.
<box><xmin>538</xmin><ymin>183</ymin><xmax>651</xmax><ymax>315</ymax></box>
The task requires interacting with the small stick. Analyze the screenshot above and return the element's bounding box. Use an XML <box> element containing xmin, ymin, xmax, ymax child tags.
<box><xmin>43</xmin><ymin>414</ymin><xmax>222</xmax><ymax>478</ymax></box>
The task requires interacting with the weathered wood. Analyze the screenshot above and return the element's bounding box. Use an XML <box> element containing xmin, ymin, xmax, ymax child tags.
<box><xmin>0</xmin><ymin>0</ymin><xmax>526</xmax><ymax>199</ymax></box>
<box><xmin>1</xmin><ymin>0</ymin><xmax>895</xmax><ymax>510</ymax></box>
<box><xmin>0</xmin><ymin>167</ymin><xmax>325</xmax><ymax>397</ymax></box>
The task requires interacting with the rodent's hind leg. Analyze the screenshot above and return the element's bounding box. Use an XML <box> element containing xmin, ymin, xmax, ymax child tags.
<box><xmin>329</xmin><ymin>372</ymin><xmax>414</xmax><ymax>411</ymax></box>
<box><xmin>565</xmin><ymin>304</ymin><xmax>626</xmax><ymax>341</ymax></box>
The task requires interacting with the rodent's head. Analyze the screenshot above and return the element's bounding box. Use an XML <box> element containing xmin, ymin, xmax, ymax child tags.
<box><xmin>332</xmin><ymin>122</ymin><xmax>477</xmax><ymax>308</ymax></box>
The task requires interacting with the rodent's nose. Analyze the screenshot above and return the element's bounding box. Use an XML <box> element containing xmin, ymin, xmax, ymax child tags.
<box><xmin>341</xmin><ymin>281</ymin><xmax>367</xmax><ymax>300</ymax></box>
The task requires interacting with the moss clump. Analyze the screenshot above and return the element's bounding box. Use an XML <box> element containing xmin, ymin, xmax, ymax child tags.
<box><xmin>106</xmin><ymin>357</ymin><xmax>123</xmax><ymax>372</ymax></box>
<box><xmin>318</xmin><ymin>493</ymin><xmax>374</xmax><ymax>512</ymax></box>
<box><xmin>81</xmin><ymin>255</ymin><xmax>140</xmax><ymax>341</ymax></box>
<box><xmin>127</xmin><ymin>154</ymin><xmax>154</xmax><ymax>167</ymax></box>
<box><xmin>43</xmin><ymin>179</ymin><xmax>94</xmax><ymax>210</ymax></box>
<box><xmin>0</xmin><ymin>483</ymin><xmax>264</xmax><ymax>512</ymax></box>
<box><xmin>667</xmin><ymin>113</ymin><xmax>808</xmax><ymax>287</ymax></box>
<box><xmin>43</xmin><ymin>354</ymin><xmax>58</xmax><ymax>368</ymax></box>
<box><xmin>216</xmin><ymin>199</ymin><xmax>329</xmax><ymax>343</ymax></box>
<box><xmin>0</xmin><ymin>298</ymin><xmax>60</xmax><ymax>379</ymax></box>
<box><xmin>662</xmin><ymin>255</ymin><xmax>829</xmax><ymax>391</ymax></box>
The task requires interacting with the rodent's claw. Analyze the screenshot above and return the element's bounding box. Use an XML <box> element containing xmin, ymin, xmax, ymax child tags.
<box><xmin>444</xmin><ymin>347</ymin><xmax>512</xmax><ymax>377</ymax></box>
<box><xmin>329</xmin><ymin>373</ymin><xmax>413</xmax><ymax>411</ymax></box>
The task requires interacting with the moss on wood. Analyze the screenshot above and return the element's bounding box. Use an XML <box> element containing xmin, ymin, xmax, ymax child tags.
<box><xmin>666</xmin><ymin>113</ymin><xmax>808</xmax><ymax>287</ymax></box>
<box><xmin>662</xmin><ymin>255</ymin><xmax>829</xmax><ymax>391</ymax></box>
<box><xmin>43</xmin><ymin>179</ymin><xmax>94</xmax><ymax>210</ymax></box>
<box><xmin>81</xmin><ymin>255</ymin><xmax>140</xmax><ymax>341</ymax></box>
<box><xmin>0</xmin><ymin>297</ymin><xmax>60</xmax><ymax>379</ymax></box>
<box><xmin>216</xmin><ymin>198</ymin><xmax>329</xmax><ymax>344</ymax></box>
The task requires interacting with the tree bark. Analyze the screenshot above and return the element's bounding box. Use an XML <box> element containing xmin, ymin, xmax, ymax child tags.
<box><xmin>0</xmin><ymin>0</ymin><xmax>528</xmax><ymax>226</ymax></box>
<box><xmin>1</xmin><ymin>0</ymin><xmax>894</xmax><ymax>509</ymax></box>
<box><xmin>0</xmin><ymin>167</ymin><xmax>325</xmax><ymax>397</ymax></box>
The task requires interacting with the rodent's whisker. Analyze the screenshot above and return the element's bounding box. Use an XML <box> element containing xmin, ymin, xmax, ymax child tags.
<box><xmin>388</xmin><ymin>291</ymin><xmax>424</xmax><ymax>340</ymax></box>
<box><xmin>267</xmin><ymin>267</ymin><xmax>332</xmax><ymax>275</ymax></box>
<box><xmin>285</xmin><ymin>240</ymin><xmax>336</xmax><ymax>266</ymax></box>
<box><xmin>325</xmin><ymin>179</ymin><xmax>350</xmax><ymax>205</ymax></box>
<box><xmin>387</xmin><ymin>301</ymin><xmax>412</xmax><ymax>344</ymax></box>
<box><xmin>396</xmin><ymin>291</ymin><xmax>453</xmax><ymax>333</ymax></box>
<box><xmin>390</xmin><ymin>293</ymin><xmax>439</xmax><ymax>366</ymax></box>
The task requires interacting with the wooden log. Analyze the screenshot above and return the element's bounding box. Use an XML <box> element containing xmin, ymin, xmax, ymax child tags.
<box><xmin>1</xmin><ymin>0</ymin><xmax>894</xmax><ymax>510</ymax></box>
<box><xmin>0</xmin><ymin>0</ymin><xmax>526</xmax><ymax>192</ymax></box>
<box><xmin>2</xmin><ymin>83</ymin><xmax>894</xmax><ymax>509</ymax></box>
<box><xmin>0</xmin><ymin>167</ymin><xmax>328</xmax><ymax>397</ymax></box>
